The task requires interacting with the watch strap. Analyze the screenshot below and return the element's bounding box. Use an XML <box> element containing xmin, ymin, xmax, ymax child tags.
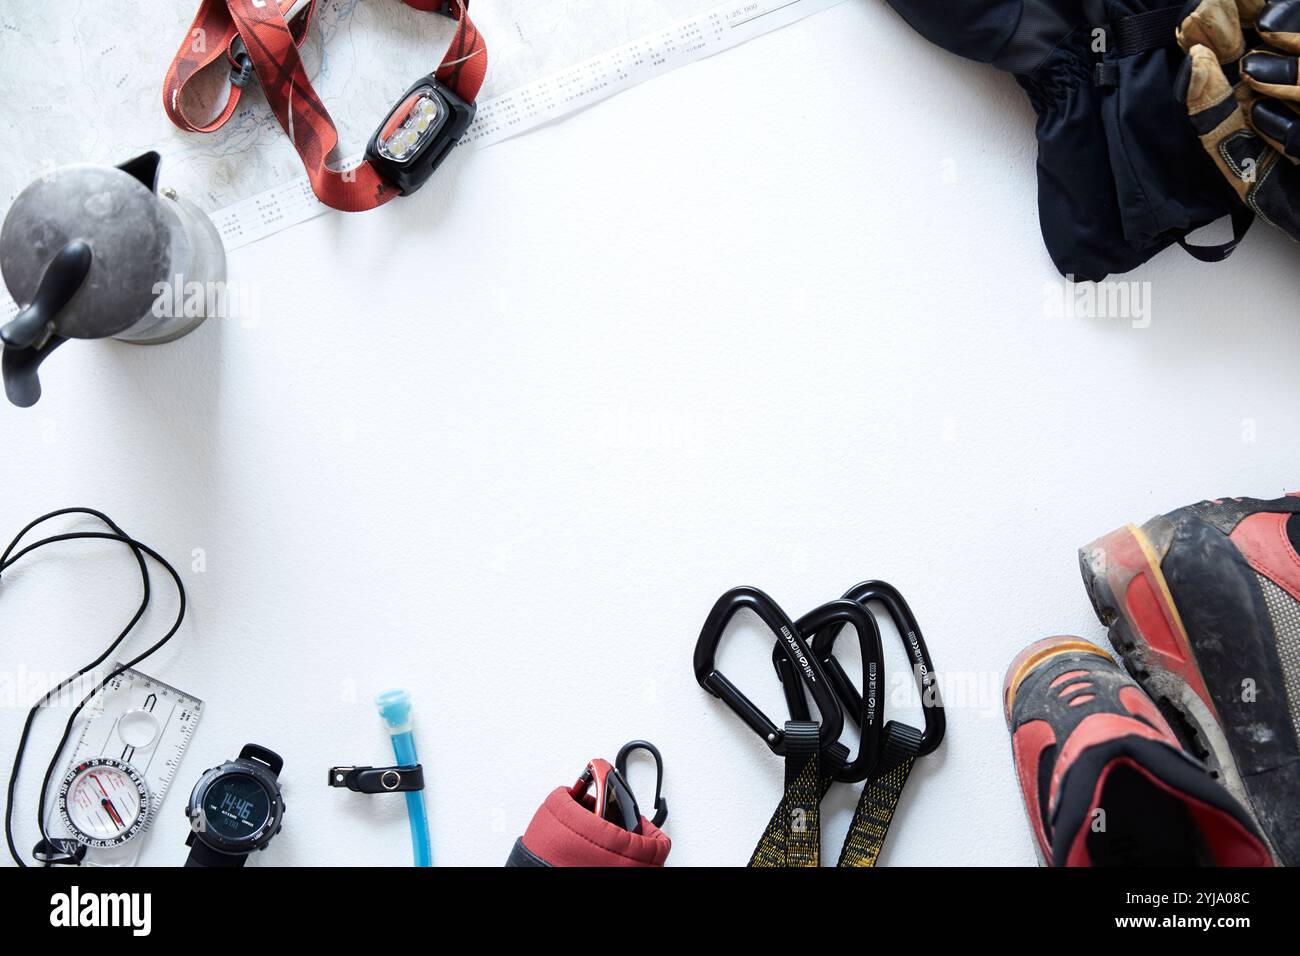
<box><xmin>239</xmin><ymin>743</ymin><xmax>284</xmax><ymax>777</ymax></box>
<box><xmin>184</xmin><ymin>830</ymin><xmax>248</xmax><ymax>868</ymax></box>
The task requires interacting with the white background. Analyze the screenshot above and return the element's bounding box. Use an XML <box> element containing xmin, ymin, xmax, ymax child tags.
<box><xmin>3</xmin><ymin>0</ymin><xmax>1300</xmax><ymax>868</ymax></box>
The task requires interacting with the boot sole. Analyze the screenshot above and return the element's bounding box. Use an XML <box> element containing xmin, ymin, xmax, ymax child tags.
<box><xmin>1077</xmin><ymin>520</ymin><xmax>1266</xmax><ymax>843</ymax></box>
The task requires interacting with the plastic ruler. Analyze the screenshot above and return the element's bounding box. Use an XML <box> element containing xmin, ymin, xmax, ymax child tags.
<box><xmin>46</xmin><ymin>666</ymin><xmax>203</xmax><ymax>854</ymax></box>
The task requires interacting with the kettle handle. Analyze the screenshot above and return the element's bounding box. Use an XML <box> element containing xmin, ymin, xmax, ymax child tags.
<box><xmin>1</xmin><ymin>240</ymin><xmax>92</xmax><ymax>407</ymax></box>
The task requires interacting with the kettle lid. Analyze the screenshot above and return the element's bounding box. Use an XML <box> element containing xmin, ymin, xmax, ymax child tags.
<box><xmin>0</xmin><ymin>155</ymin><xmax>173</xmax><ymax>340</ymax></box>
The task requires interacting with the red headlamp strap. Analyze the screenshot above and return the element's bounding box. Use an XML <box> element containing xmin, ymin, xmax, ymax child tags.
<box><xmin>417</xmin><ymin>1</ymin><xmax>487</xmax><ymax>97</ymax></box>
<box><xmin>162</xmin><ymin>0</ymin><xmax>487</xmax><ymax>212</ymax></box>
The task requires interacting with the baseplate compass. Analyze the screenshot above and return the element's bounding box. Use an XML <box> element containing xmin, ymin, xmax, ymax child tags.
<box><xmin>46</xmin><ymin>666</ymin><xmax>203</xmax><ymax>865</ymax></box>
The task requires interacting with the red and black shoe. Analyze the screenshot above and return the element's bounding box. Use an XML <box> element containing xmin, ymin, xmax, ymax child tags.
<box><xmin>1081</xmin><ymin>493</ymin><xmax>1300</xmax><ymax>866</ymax></box>
<box><xmin>1004</xmin><ymin>637</ymin><xmax>1271</xmax><ymax>866</ymax></box>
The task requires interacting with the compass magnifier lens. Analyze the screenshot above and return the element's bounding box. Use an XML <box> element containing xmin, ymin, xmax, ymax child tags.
<box><xmin>118</xmin><ymin>709</ymin><xmax>161</xmax><ymax>749</ymax></box>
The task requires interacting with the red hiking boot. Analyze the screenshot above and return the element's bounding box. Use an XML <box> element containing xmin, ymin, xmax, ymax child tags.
<box><xmin>1004</xmin><ymin>637</ymin><xmax>1271</xmax><ymax>866</ymax></box>
<box><xmin>1081</xmin><ymin>493</ymin><xmax>1300</xmax><ymax>865</ymax></box>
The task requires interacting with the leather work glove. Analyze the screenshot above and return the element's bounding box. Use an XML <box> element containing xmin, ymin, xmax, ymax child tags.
<box><xmin>1179</xmin><ymin>0</ymin><xmax>1300</xmax><ymax>239</ymax></box>
<box><xmin>886</xmin><ymin>1</ymin><xmax>1243</xmax><ymax>279</ymax></box>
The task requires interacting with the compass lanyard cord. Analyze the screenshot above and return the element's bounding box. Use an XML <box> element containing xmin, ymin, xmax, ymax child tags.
<box><xmin>749</xmin><ymin>722</ymin><xmax>923</xmax><ymax>868</ymax></box>
<box><xmin>162</xmin><ymin>0</ymin><xmax>488</xmax><ymax>212</ymax></box>
<box><xmin>1</xmin><ymin>510</ymin><xmax>187</xmax><ymax>867</ymax></box>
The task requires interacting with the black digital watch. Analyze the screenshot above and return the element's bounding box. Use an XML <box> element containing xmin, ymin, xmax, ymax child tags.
<box><xmin>184</xmin><ymin>743</ymin><xmax>285</xmax><ymax>868</ymax></box>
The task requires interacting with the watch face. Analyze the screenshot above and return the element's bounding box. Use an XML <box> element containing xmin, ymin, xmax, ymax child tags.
<box><xmin>59</xmin><ymin>757</ymin><xmax>149</xmax><ymax>847</ymax></box>
<box><xmin>201</xmin><ymin>773</ymin><xmax>272</xmax><ymax>841</ymax></box>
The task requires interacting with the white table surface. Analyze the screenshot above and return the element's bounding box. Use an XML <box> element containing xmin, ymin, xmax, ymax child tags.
<box><xmin>3</xmin><ymin>1</ymin><xmax>1299</xmax><ymax>868</ymax></box>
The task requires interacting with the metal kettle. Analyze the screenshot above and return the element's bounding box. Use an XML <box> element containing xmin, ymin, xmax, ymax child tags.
<box><xmin>0</xmin><ymin>152</ymin><xmax>225</xmax><ymax>407</ymax></box>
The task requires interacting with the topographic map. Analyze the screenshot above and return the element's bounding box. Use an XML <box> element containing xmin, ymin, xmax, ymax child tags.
<box><xmin>0</xmin><ymin>0</ymin><xmax>841</xmax><ymax>236</ymax></box>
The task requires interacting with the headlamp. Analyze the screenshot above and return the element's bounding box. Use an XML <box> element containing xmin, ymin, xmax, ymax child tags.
<box><xmin>366</xmin><ymin>77</ymin><xmax>476</xmax><ymax>196</ymax></box>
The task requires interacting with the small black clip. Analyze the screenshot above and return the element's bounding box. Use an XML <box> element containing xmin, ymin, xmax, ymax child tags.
<box><xmin>328</xmin><ymin>765</ymin><xmax>424</xmax><ymax>793</ymax></box>
<box><xmin>615</xmin><ymin>741</ymin><xmax>668</xmax><ymax>828</ymax></box>
<box><xmin>229</xmin><ymin>38</ymin><xmax>255</xmax><ymax>89</ymax></box>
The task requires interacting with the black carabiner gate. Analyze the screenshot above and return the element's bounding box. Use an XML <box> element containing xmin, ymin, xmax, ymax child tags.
<box><xmin>815</xmin><ymin>580</ymin><xmax>945</xmax><ymax>756</ymax></box>
<box><xmin>615</xmin><ymin>740</ymin><xmax>668</xmax><ymax>829</ymax></box>
<box><xmin>773</xmin><ymin>601</ymin><xmax>884</xmax><ymax>782</ymax></box>
<box><xmin>694</xmin><ymin>586</ymin><xmax>843</xmax><ymax>754</ymax></box>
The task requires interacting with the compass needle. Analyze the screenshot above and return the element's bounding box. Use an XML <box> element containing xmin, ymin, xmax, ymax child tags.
<box><xmin>58</xmin><ymin>758</ymin><xmax>148</xmax><ymax>848</ymax></box>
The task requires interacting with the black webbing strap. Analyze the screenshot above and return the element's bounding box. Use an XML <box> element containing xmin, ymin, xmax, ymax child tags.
<box><xmin>836</xmin><ymin>723</ymin><xmax>924</xmax><ymax>868</ymax></box>
<box><xmin>1178</xmin><ymin>206</ymin><xmax>1255</xmax><ymax>262</ymax></box>
<box><xmin>749</xmin><ymin>721</ymin><xmax>926</xmax><ymax>868</ymax></box>
<box><xmin>748</xmin><ymin>723</ymin><xmax>930</xmax><ymax>868</ymax></box>
<box><xmin>749</xmin><ymin>721</ymin><xmax>846</xmax><ymax>868</ymax></box>
<box><xmin>1094</xmin><ymin>6</ymin><xmax>1184</xmax><ymax>86</ymax></box>
<box><xmin>1113</xmin><ymin>5</ymin><xmax>1184</xmax><ymax>55</ymax></box>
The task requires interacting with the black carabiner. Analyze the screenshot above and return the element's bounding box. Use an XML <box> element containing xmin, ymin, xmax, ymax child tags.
<box><xmin>694</xmin><ymin>586</ymin><xmax>843</xmax><ymax>754</ymax></box>
<box><xmin>814</xmin><ymin>581</ymin><xmax>945</xmax><ymax>757</ymax></box>
<box><xmin>615</xmin><ymin>740</ymin><xmax>668</xmax><ymax>828</ymax></box>
<box><xmin>774</xmin><ymin>600</ymin><xmax>885</xmax><ymax>783</ymax></box>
